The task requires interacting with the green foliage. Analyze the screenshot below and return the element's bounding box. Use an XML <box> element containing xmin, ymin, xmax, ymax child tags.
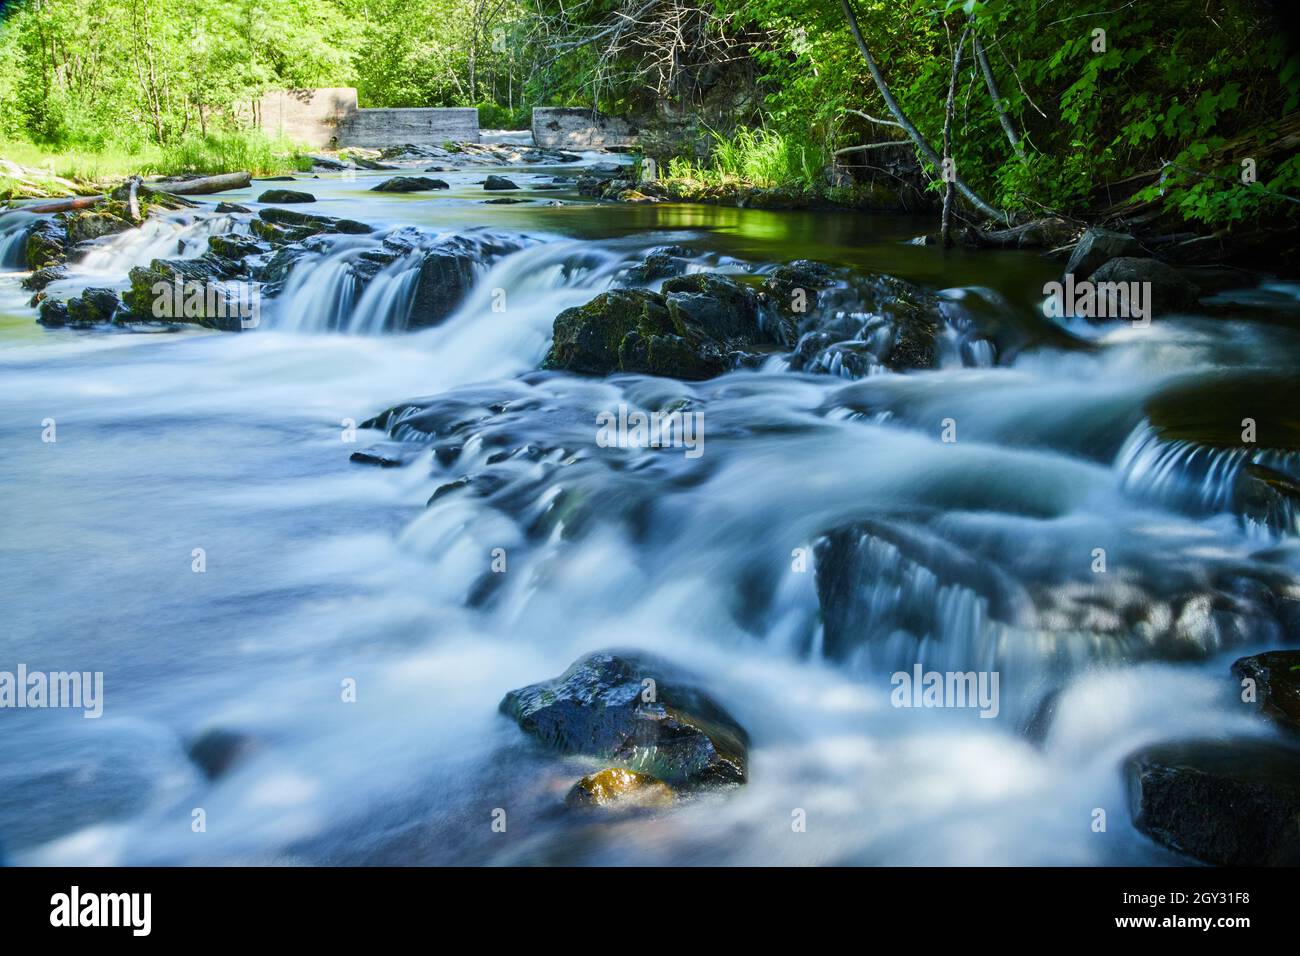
<box><xmin>671</xmin><ymin>126</ymin><xmax>826</xmax><ymax>190</ymax></box>
<box><xmin>157</xmin><ymin>130</ymin><xmax>313</xmax><ymax>176</ymax></box>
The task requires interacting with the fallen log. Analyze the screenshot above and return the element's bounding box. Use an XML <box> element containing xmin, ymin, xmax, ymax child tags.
<box><xmin>145</xmin><ymin>171</ymin><xmax>251</xmax><ymax>195</ymax></box>
<box><xmin>14</xmin><ymin>195</ymin><xmax>107</xmax><ymax>214</ymax></box>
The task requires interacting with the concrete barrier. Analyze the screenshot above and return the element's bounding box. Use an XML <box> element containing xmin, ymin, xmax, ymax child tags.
<box><xmin>254</xmin><ymin>88</ymin><xmax>480</xmax><ymax>147</ymax></box>
<box><xmin>532</xmin><ymin>108</ymin><xmax>639</xmax><ymax>148</ymax></box>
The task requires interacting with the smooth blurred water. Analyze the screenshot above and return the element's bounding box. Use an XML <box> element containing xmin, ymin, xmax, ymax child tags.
<box><xmin>0</xmin><ymin>160</ymin><xmax>1297</xmax><ymax>865</ymax></box>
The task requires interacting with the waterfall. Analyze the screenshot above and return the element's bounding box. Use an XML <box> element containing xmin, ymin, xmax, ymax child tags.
<box><xmin>0</xmin><ymin>212</ymin><xmax>33</xmax><ymax>270</ymax></box>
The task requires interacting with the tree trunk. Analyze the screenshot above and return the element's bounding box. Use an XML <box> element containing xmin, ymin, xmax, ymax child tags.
<box><xmin>971</xmin><ymin>29</ymin><xmax>1026</xmax><ymax>163</ymax></box>
<box><xmin>941</xmin><ymin>22</ymin><xmax>970</xmax><ymax>247</ymax></box>
<box><xmin>839</xmin><ymin>0</ymin><xmax>1005</xmax><ymax>223</ymax></box>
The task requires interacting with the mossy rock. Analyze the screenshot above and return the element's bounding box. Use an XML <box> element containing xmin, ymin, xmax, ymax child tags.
<box><xmin>66</xmin><ymin>287</ymin><xmax>121</xmax><ymax>326</ymax></box>
<box><xmin>25</xmin><ymin>218</ymin><xmax>67</xmax><ymax>270</ymax></box>
<box><xmin>565</xmin><ymin>768</ymin><xmax>675</xmax><ymax>809</ymax></box>
<box><xmin>372</xmin><ymin>176</ymin><xmax>449</xmax><ymax>192</ymax></box>
<box><xmin>544</xmin><ymin>288</ymin><xmax>675</xmax><ymax>375</ymax></box>
<box><xmin>61</xmin><ymin>209</ymin><xmax>133</xmax><ymax>245</ymax></box>
<box><xmin>501</xmin><ymin>650</ymin><xmax>749</xmax><ymax>789</ymax></box>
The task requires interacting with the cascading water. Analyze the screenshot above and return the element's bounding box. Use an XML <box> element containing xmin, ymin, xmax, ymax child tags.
<box><xmin>2</xmin><ymin>162</ymin><xmax>1298</xmax><ymax>866</ymax></box>
<box><xmin>0</xmin><ymin>212</ymin><xmax>32</xmax><ymax>270</ymax></box>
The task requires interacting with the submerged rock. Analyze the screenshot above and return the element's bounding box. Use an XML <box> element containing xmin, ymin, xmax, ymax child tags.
<box><xmin>500</xmin><ymin>650</ymin><xmax>749</xmax><ymax>788</ymax></box>
<box><xmin>1125</xmin><ymin>738</ymin><xmax>1300</xmax><ymax>865</ymax></box>
<box><xmin>1232</xmin><ymin>651</ymin><xmax>1300</xmax><ymax>735</ymax></box>
<box><xmin>186</xmin><ymin>728</ymin><xmax>260</xmax><ymax>780</ymax></box>
<box><xmin>372</xmin><ymin>176</ymin><xmax>450</xmax><ymax>193</ymax></box>
<box><xmin>565</xmin><ymin>768</ymin><xmax>675</xmax><ymax>809</ymax></box>
<box><xmin>1088</xmin><ymin>256</ymin><xmax>1200</xmax><ymax>315</ymax></box>
<box><xmin>257</xmin><ymin>188</ymin><xmax>315</xmax><ymax>204</ymax></box>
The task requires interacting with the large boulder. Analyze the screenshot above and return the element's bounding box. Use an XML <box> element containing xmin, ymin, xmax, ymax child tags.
<box><xmin>1064</xmin><ymin>228</ymin><xmax>1140</xmax><ymax>280</ymax></box>
<box><xmin>544</xmin><ymin>272</ymin><xmax>777</xmax><ymax>380</ymax></box>
<box><xmin>500</xmin><ymin>650</ymin><xmax>749</xmax><ymax>788</ymax></box>
<box><xmin>1088</xmin><ymin>256</ymin><xmax>1201</xmax><ymax>316</ymax></box>
<box><xmin>484</xmin><ymin>175</ymin><xmax>519</xmax><ymax>190</ymax></box>
<box><xmin>1126</xmin><ymin>739</ymin><xmax>1300</xmax><ymax>865</ymax></box>
<box><xmin>372</xmin><ymin>176</ymin><xmax>450</xmax><ymax>193</ymax></box>
<box><xmin>1233</xmin><ymin>651</ymin><xmax>1300</xmax><ymax>735</ymax></box>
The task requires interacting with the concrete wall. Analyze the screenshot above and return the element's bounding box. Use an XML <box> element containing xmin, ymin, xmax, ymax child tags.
<box><xmin>338</xmin><ymin>107</ymin><xmax>479</xmax><ymax>148</ymax></box>
<box><xmin>532</xmin><ymin>108</ymin><xmax>639</xmax><ymax>148</ymax></box>
<box><xmin>254</xmin><ymin>89</ymin><xmax>480</xmax><ymax>147</ymax></box>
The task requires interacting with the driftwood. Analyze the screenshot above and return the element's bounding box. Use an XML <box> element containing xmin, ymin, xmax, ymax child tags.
<box><xmin>964</xmin><ymin>217</ymin><xmax>1077</xmax><ymax>249</ymax></box>
<box><xmin>145</xmin><ymin>171</ymin><xmax>251</xmax><ymax>195</ymax></box>
<box><xmin>16</xmin><ymin>195</ymin><xmax>107</xmax><ymax>214</ymax></box>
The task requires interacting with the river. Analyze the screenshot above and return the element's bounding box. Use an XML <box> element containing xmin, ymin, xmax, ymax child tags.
<box><xmin>0</xmin><ymin>150</ymin><xmax>1297</xmax><ymax>865</ymax></box>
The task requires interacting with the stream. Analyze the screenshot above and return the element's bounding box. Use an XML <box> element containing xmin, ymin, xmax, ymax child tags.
<box><xmin>1</xmin><ymin>149</ymin><xmax>1298</xmax><ymax>865</ymax></box>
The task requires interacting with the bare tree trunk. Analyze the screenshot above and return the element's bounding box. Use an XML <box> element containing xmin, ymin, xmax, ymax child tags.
<box><xmin>942</xmin><ymin>22</ymin><xmax>971</xmax><ymax>247</ymax></box>
<box><xmin>839</xmin><ymin>0</ymin><xmax>1005</xmax><ymax>223</ymax></box>
<box><xmin>971</xmin><ymin>29</ymin><xmax>1026</xmax><ymax>163</ymax></box>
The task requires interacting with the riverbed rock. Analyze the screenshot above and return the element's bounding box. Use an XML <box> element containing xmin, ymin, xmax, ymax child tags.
<box><xmin>353</xmin><ymin>157</ymin><xmax>398</xmax><ymax>171</ymax></box>
<box><xmin>206</xmin><ymin>233</ymin><xmax>270</xmax><ymax>264</ymax></box>
<box><xmin>408</xmin><ymin>247</ymin><xmax>475</xmax><ymax>329</ymax></box>
<box><xmin>257</xmin><ymin>188</ymin><xmax>315</xmax><ymax>204</ymax></box>
<box><xmin>215</xmin><ymin>201</ymin><xmax>252</xmax><ymax>214</ymax></box>
<box><xmin>65</xmin><ymin>287</ymin><xmax>122</xmax><ymax>326</ymax></box>
<box><xmin>21</xmin><ymin>265</ymin><xmax>68</xmax><ymax>292</ymax></box>
<box><xmin>186</xmin><ymin>728</ymin><xmax>261</xmax><ymax>780</ymax></box>
<box><xmin>63</xmin><ymin>209</ymin><xmax>133</xmax><ymax>245</ymax></box>
<box><xmin>500</xmin><ymin>650</ymin><xmax>749</xmax><ymax>788</ymax></box>
<box><xmin>1063</xmin><ymin>228</ymin><xmax>1140</xmax><ymax>280</ymax></box>
<box><xmin>544</xmin><ymin>272</ymin><xmax>781</xmax><ymax>379</ymax></box>
<box><xmin>25</xmin><ymin>218</ymin><xmax>67</xmax><ymax>270</ymax></box>
<box><xmin>661</xmin><ymin>272</ymin><xmax>762</xmax><ymax>343</ymax></box>
<box><xmin>763</xmin><ymin>260</ymin><xmax>837</xmax><ymax>311</ymax></box>
<box><xmin>36</xmin><ymin>298</ymin><xmax>70</xmax><ymax>328</ymax></box>
<box><xmin>1232</xmin><ymin>651</ymin><xmax>1300</xmax><ymax>735</ymax></box>
<box><xmin>251</xmin><ymin>207</ymin><xmax>373</xmax><ymax>244</ymax></box>
<box><xmin>1125</xmin><ymin>738</ymin><xmax>1300</xmax><ymax>865</ymax></box>
<box><xmin>565</xmin><ymin>768</ymin><xmax>675</xmax><ymax>809</ymax></box>
<box><xmin>622</xmin><ymin>244</ymin><xmax>693</xmax><ymax>284</ymax></box>
<box><xmin>372</xmin><ymin>176</ymin><xmax>450</xmax><ymax>193</ymax></box>
<box><xmin>123</xmin><ymin>257</ymin><xmax>246</xmax><ymax>330</ymax></box>
<box><xmin>1088</xmin><ymin>256</ymin><xmax>1201</xmax><ymax>316</ymax></box>
<box><xmin>484</xmin><ymin>175</ymin><xmax>519</xmax><ymax>190</ymax></box>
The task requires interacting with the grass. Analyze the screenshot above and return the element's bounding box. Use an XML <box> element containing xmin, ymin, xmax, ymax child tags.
<box><xmin>0</xmin><ymin>128</ymin><xmax>311</xmax><ymax>197</ymax></box>
<box><xmin>667</xmin><ymin>127</ymin><xmax>827</xmax><ymax>192</ymax></box>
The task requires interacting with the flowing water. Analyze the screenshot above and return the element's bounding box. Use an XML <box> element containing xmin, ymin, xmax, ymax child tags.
<box><xmin>1</xmin><ymin>157</ymin><xmax>1297</xmax><ymax>865</ymax></box>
